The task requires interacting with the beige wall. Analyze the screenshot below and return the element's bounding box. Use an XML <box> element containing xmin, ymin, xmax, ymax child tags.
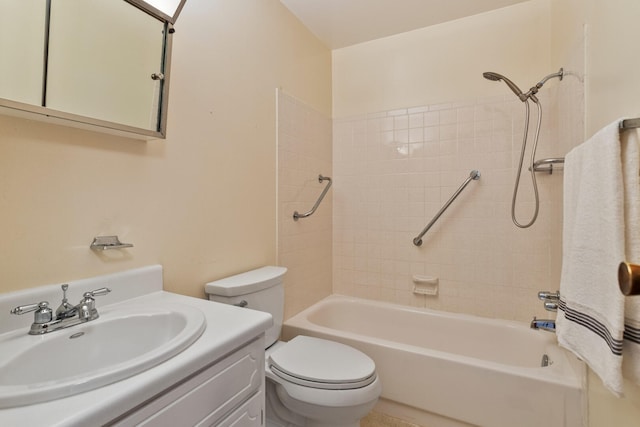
<box><xmin>580</xmin><ymin>0</ymin><xmax>640</xmax><ymax>136</ymax></box>
<box><xmin>332</xmin><ymin>0</ymin><xmax>552</xmax><ymax>119</ymax></box>
<box><xmin>552</xmin><ymin>0</ymin><xmax>640</xmax><ymax>132</ymax></box>
<box><xmin>0</xmin><ymin>0</ymin><xmax>331</xmax><ymax>298</ymax></box>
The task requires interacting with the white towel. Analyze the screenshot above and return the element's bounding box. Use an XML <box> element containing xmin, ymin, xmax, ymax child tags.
<box><xmin>621</xmin><ymin>127</ymin><xmax>640</xmax><ymax>385</ymax></box>
<box><xmin>556</xmin><ymin>119</ymin><xmax>631</xmax><ymax>396</ymax></box>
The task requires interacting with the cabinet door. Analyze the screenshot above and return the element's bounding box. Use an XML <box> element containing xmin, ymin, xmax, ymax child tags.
<box><xmin>110</xmin><ymin>337</ymin><xmax>265</xmax><ymax>427</ymax></box>
<box><xmin>0</xmin><ymin>0</ymin><xmax>46</xmax><ymax>105</ymax></box>
<box><xmin>211</xmin><ymin>391</ymin><xmax>263</xmax><ymax>427</ymax></box>
<box><xmin>46</xmin><ymin>0</ymin><xmax>164</xmax><ymax>130</ymax></box>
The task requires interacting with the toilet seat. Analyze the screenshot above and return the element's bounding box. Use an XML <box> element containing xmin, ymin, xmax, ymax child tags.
<box><xmin>268</xmin><ymin>336</ymin><xmax>377</xmax><ymax>390</ymax></box>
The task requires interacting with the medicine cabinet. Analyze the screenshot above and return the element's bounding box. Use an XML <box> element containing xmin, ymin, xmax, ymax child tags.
<box><xmin>0</xmin><ymin>0</ymin><xmax>186</xmax><ymax>140</ymax></box>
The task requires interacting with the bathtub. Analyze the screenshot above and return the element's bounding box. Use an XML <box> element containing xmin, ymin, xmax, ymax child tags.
<box><xmin>282</xmin><ymin>295</ymin><xmax>585</xmax><ymax>427</ymax></box>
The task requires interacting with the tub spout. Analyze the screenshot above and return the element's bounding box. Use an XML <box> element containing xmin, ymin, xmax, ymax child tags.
<box><xmin>530</xmin><ymin>317</ymin><xmax>556</xmax><ymax>332</ymax></box>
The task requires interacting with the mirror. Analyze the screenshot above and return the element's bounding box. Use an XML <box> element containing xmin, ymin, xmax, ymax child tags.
<box><xmin>0</xmin><ymin>0</ymin><xmax>185</xmax><ymax>139</ymax></box>
<box><xmin>47</xmin><ymin>0</ymin><xmax>165</xmax><ymax>130</ymax></box>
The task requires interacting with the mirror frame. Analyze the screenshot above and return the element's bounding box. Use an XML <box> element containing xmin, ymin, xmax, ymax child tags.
<box><xmin>0</xmin><ymin>1</ymin><xmax>178</xmax><ymax>140</ymax></box>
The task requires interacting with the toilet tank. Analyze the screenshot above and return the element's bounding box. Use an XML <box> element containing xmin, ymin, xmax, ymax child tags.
<box><xmin>205</xmin><ymin>266</ymin><xmax>286</xmax><ymax>348</ymax></box>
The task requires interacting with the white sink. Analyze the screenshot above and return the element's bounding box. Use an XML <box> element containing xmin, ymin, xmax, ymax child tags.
<box><xmin>0</xmin><ymin>303</ymin><xmax>206</xmax><ymax>408</ymax></box>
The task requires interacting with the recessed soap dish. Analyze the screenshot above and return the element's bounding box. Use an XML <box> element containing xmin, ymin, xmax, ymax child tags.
<box><xmin>412</xmin><ymin>275</ymin><xmax>439</xmax><ymax>296</ymax></box>
<box><xmin>90</xmin><ymin>236</ymin><xmax>134</xmax><ymax>251</ymax></box>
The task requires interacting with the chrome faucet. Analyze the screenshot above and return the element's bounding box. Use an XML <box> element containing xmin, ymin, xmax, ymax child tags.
<box><xmin>531</xmin><ymin>290</ymin><xmax>558</xmax><ymax>332</ymax></box>
<box><xmin>530</xmin><ymin>317</ymin><xmax>556</xmax><ymax>333</ymax></box>
<box><xmin>10</xmin><ymin>285</ymin><xmax>111</xmax><ymax>335</ymax></box>
<box><xmin>538</xmin><ymin>290</ymin><xmax>560</xmax><ymax>311</ymax></box>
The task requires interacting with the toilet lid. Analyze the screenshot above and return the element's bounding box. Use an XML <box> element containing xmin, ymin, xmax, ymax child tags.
<box><xmin>268</xmin><ymin>336</ymin><xmax>376</xmax><ymax>390</ymax></box>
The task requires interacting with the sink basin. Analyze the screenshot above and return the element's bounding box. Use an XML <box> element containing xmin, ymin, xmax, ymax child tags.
<box><xmin>0</xmin><ymin>303</ymin><xmax>206</xmax><ymax>408</ymax></box>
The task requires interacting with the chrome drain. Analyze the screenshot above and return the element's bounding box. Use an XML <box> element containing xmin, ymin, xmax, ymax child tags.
<box><xmin>69</xmin><ymin>332</ymin><xmax>85</xmax><ymax>339</ymax></box>
<box><xmin>541</xmin><ymin>354</ymin><xmax>551</xmax><ymax>367</ymax></box>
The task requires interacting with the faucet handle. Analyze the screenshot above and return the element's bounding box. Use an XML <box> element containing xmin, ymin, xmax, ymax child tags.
<box><xmin>79</xmin><ymin>288</ymin><xmax>111</xmax><ymax>309</ymax></box>
<box><xmin>538</xmin><ymin>291</ymin><xmax>560</xmax><ymax>301</ymax></box>
<box><xmin>84</xmin><ymin>287</ymin><xmax>111</xmax><ymax>298</ymax></box>
<box><xmin>78</xmin><ymin>288</ymin><xmax>111</xmax><ymax>321</ymax></box>
<box><xmin>80</xmin><ymin>287</ymin><xmax>111</xmax><ymax>304</ymax></box>
<box><xmin>11</xmin><ymin>302</ymin><xmax>44</xmax><ymax>315</ymax></box>
<box><xmin>10</xmin><ymin>301</ymin><xmax>53</xmax><ymax>324</ymax></box>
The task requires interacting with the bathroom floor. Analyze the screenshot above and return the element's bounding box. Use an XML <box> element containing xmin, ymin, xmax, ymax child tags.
<box><xmin>361</xmin><ymin>411</ymin><xmax>423</xmax><ymax>427</ymax></box>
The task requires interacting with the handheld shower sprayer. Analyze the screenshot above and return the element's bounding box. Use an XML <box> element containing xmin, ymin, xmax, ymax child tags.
<box><xmin>482</xmin><ymin>72</ymin><xmax>528</xmax><ymax>102</ymax></box>
<box><xmin>482</xmin><ymin>68</ymin><xmax>564</xmax><ymax>228</ymax></box>
<box><xmin>483</xmin><ymin>68</ymin><xmax>563</xmax><ymax>103</ymax></box>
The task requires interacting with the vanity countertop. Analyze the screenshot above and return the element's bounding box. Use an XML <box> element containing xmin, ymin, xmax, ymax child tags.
<box><xmin>0</xmin><ymin>266</ymin><xmax>272</xmax><ymax>426</ymax></box>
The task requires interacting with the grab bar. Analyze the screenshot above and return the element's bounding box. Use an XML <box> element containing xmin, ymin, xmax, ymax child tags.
<box><xmin>293</xmin><ymin>175</ymin><xmax>332</xmax><ymax>221</ymax></box>
<box><xmin>413</xmin><ymin>170</ymin><xmax>480</xmax><ymax>246</ymax></box>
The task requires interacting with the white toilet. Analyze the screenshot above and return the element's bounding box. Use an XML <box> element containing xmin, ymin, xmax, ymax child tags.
<box><xmin>205</xmin><ymin>266</ymin><xmax>381</xmax><ymax>427</ymax></box>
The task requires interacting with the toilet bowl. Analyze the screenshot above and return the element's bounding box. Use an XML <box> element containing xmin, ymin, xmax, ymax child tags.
<box><xmin>205</xmin><ymin>267</ymin><xmax>381</xmax><ymax>427</ymax></box>
<box><xmin>266</xmin><ymin>337</ymin><xmax>381</xmax><ymax>427</ymax></box>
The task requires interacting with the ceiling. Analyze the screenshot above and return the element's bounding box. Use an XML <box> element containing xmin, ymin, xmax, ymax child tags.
<box><xmin>280</xmin><ymin>0</ymin><xmax>530</xmax><ymax>49</ymax></box>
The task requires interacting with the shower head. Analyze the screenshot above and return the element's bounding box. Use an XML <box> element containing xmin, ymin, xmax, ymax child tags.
<box><xmin>523</xmin><ymin>68</ymin><xmax>564</xmax><ymax>100</ymax></box>
<box><xmin>482</xmin><ymin>72</ymin><xmax>528</xmax><ymax>102</ymax></box>
<box><xmin>536</xmin><ymin>68</ymin><xmax>564</xmax><ymax>87</ymax></box>
<box><xmin>482</xmin><ymin>72</ymin><xmax>503</xmax><ymax>82</ymax></box>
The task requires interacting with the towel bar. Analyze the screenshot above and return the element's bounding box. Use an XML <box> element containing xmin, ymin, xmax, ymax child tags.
<box><xmin>530</xmin><ymin>158</ymin><xmax>564</xmax><ymax>174</ymax></box>
<box><xmin>620</xmin><ymin>118</ymin><xmax>640</xmax><ymax>130</ymax></box>
<box><xmin>529</xmin><ymin>119</ymin><xmax>640</xmax><ymax>177</ymax></box>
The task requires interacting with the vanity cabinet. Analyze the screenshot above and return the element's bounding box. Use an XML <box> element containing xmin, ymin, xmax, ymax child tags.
<box><xmin>111</xmin><ymin>336</ymin><xmax>265</xmax><ymax>427</ymax></box>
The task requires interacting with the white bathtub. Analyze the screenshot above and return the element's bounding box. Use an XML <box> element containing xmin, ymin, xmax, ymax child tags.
<box><xmin>282</xmin><ymin>295</ymin><xmax>585</xmax><ymax>427</ymax></box>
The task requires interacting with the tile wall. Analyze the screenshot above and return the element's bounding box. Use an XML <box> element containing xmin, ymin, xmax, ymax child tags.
<box><xmin>277</xmin><ymin>90</ymin><xmax>333</xmax><ymax>319</ymax></box>
<box><xmin>332</xmin><ymin>80</ymin><xmax>583</xmax><ymax>321</ymax></box>
<box><xmin>276</xmin><ymin>42</ymin><xmax>584</xmax><ymax>324</ymax></box>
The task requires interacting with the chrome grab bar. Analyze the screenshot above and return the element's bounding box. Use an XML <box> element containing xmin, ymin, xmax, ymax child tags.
<box><xmin>413</xmin><ymin>170</ymin><xmax>480</xmax><ymax>246</ymax></box>
<box><xmin>293</xmin><ymin>175</ymin><xmax>333</xmax><ymax>221</ymax></box>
